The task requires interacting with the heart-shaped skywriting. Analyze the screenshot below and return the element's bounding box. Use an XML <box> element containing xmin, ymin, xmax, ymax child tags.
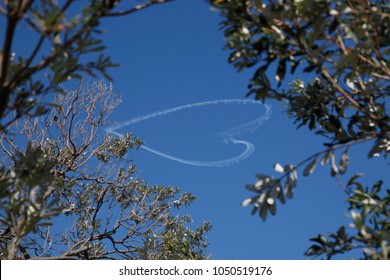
<box><xmin>106</xmin><ymin>99</ymin><xmax>271</xmax><ymax>167</ymax></box>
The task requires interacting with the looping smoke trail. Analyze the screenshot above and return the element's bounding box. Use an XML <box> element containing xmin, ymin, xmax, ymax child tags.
<box><xmin>106</xmin><ymin>99</ymin><xmax>272</xmax><ymax>167</ymax></box>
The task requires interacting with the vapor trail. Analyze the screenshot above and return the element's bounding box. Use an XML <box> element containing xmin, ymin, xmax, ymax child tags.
<box><xmin>106</xmin><ymin>99</ymin><xmax>271</xmax><ymax>167</ymax></box>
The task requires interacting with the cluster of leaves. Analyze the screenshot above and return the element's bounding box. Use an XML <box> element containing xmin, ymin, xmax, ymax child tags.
<box><xmin>210</xmin><ymin>0</ymin><xmax>389</xmax><ymax>258</ymax></box>
<box><xmin>0</xmin><ymin>143</ymin><xmax>64</xmax><ymax>259</ymax></box>
<box><xmin>139</xmin><ymin>215</ymin><xmax>212</xmax><ymax>260</ymax></box>
<box><xmin>0</xmin><ymin>80</ymin><xmax>211</xmax><ymax>260</ymax></box>
<box><xmin>305</xmin><ymin>178</ymin><xmax>389</xmax><ymax>259</ymax></box>
<box><xmin>0</xmin><ymin>0</ymin><xmax>174</xmax><ymax>129</ymax></box>
<box><xmin>241</xmin><ymin>146</ymin><xmax>350</xmax><ymax>221</ymax></box>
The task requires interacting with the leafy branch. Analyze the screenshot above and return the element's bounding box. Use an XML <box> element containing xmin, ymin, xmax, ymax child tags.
<box><xmin>0</xmin><ymin>0</ymin><xmax>176</xmax><ymax>129</ymax></box>
<box><xmin>242</xmin><ymin>133</ymin><xmax>386</xmax><ymax>221</ymax></box>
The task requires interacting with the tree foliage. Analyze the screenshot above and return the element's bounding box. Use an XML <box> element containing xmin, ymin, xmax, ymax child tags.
<box><xmin>305</xmin><ymin>178</ymin><xmax>389</xmax><ymax>260</ymax></box>
<box><xmin>0</xmin><ymin>80</ymin><xmax>211</xmax><ymax>260</ymax></box>
<box><xmin>0</xmin><ymin>0</ymin><xmax>173</xmax><ymax>129</ymax></box>
<box><xmin>210</xmin><ymin>0</ymin><xmax>389</xmax><ymax>259</ymax></box>
<box><xmin>0</xmin><ymin>0</ymin><xmax>212</xmax><ymax>260</ymax></box>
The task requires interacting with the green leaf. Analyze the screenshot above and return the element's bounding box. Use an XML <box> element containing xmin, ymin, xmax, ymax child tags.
<box><xmin>276</xmin><ymin>185</ymin><xmax>286</xmax><ymax>204</ymax></box>
<box><xmin>303</xmin><ymin>158</ymin><xmax>317</xmax><ymax>176</ymax></box>
<box><xmin>338</xmin><ymin>149</ymin><xmax>349</xmax><ymax>174</ymax></box>
<box><xmin>276</xmin><ymin>59</ymin><xmax>286</xmax><ymax>82</ymax></box>
<box><xmin>260</xmin><ymin>203</ymin><xmax>268</xmax><ymax>221</ymax></box>
<box><xmin>274</xmin><ymin>163</ymin><xmax>284</xmax><ymax>173</ymax></box>
<box><xmin>267</xmin><ymin>197</ymin><xmax>276</xmax><ymax>215</ymax></box>
<box><xmin>368</xmin><ymin>143</ymin><xmax>382</xmax><ymax>158</ymax></box>
<box><xmin>252</xmin><ymin>176</ymin><xmax>275</xmax><ymax>190</ymax></box>
<box><xmin>284</xmin><ymin>177</ymin><xmax>294</xmax><ymax>199</ymax></box>
<box><xmin>251</xmin><ymin>205</ymin><xmax>259</xmax><ymax>215</ymax></box>
<box><xmin>241</xmin><ymin>197</ymin><xmax>256</xmax><ymax>207</ymax></box>
<box><xmin>347</xmin><ymin>173</ymin><xmax>364</xmax><ymax>187</ymax></box>
<box><xmin>321</xmin><ymin>150</ymin><xmax>332</xmax><ymax>165</ymax></box>
<box><xmin>330</xmin><ymin>150</ymin><xmax>338</xmax><ymax>176</ymax></box>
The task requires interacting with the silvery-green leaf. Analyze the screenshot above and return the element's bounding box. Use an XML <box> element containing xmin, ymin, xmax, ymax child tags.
<box><xmin>338</xmin><ymin>149</ymin><xmax>349</xmax><ymax>174</ymax></box>
<box><xmin>368</xmin><ymin>143</ymin><xmax>382</xmax><ymax>158</ymax></box>
<box><xmin>256</xmin><ymin>192</ymin><xmax>268</xmax><ymax>205</ymax></box>
<box><xmin>269</xmin><ymin>185</ymin><xmax>280</xmax><ymax>198</ymax></box>
<box><xmin>266</xmin><ymin>197</ymin><xmax>275</xmax><ymax>205</ymax></box>
<box><xmin>245</xmin><ymin>184</ymin><xmax>257</xmax><ymax>192</ymax></box>
<box><xmin>277</xmin><ymin>185</ymin><xmax>286</xmax><ymax>204</ymax></box>
<box><xmin>330</xmin><ymin>150</ymin><xmax>338</xmax><ymax>176</ymax></box>
<box><xmin>268</xmin><ymin>200</ymin><xmax>276</xmax><ymax>215</ymax></box>
<box><xmin>254</xmin><ymin>176</ymin><xmax>273</xmax><ymax>189</ymax></box>
<box><xmin>241</xmin><ymin>197</ymin><xmax>256</xmax><ymax>207</ymax></box>
<box><xmin>287</xmin><ymin>170</ymin><xmax>298</xmax><ymax>190</ymax></box>
<box><xmin>260</xmin><ymin>203</ymin><xmax>268</xmax><ymax>221</ymax></box>
<box><xmin>284</xmin><ymin>177</ymin><xmax>294</xmax><ymax>199</ymax></box>
<box><xmin>345</xmin><ymin>78</ymin><xmax>356</xmax><ymax>90</ymax></box>
<box><xmin>274</xmin><ymin>163</ymin><xmax>284</xmax><ymax>173</ymax></box>
<box><xmin>251</xmin><ymin>205</ymin><xmax>258</xmax><ymax>215</ymax></box>
<box><xmin>303</xmin><ymin>158</ymin><xmax>317</xmax><ymax>176</ymax></box>
<box><xmin>283</xmin><ymin>164</ymin><xmax>295</xmax><ymax>172</ymax></box>
<box><xmin>347</xmin><ymin>173</ymin><xmax>364</xmax><ymax>187</ymax></box>
<box><xmin>321</xmin><ymin>150</ymin><xmax>332</xmax><ymax>165</ymax></box>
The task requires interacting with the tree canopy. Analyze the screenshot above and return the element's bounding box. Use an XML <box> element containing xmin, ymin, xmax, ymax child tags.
<box><xmin>0</xmin><ymin>80</ymin><xmax>211</xmax><ymax>259</ymax></box>
<box><xmin>1</xmin><ymin>0</ymin><xmax>388</xmax><ymax>260</ymax></box>
<box><xmin>210</xmin><ymin>0</ymin><xmax>389</xmax><ymax>259</ymax></box>
<box><xmin>0</xmin><ymin>0</ymin><xmax>173</xmax><ymax>129</ymax></box>
<box><xmin>0</xmin><ymin>0</ymin><xmax>211</xmax><ymax>260</ymax></box>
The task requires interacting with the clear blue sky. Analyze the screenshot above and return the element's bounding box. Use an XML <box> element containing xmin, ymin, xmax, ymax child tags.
<box><xmin>97</xmin><ymin>0</ymin><xmax>388</xmax><ymax>259</ymax></box>
<box><xmin>8</xmin><ymin>0</ymin><xmax>388</xmax><ymax>259</ymax></box>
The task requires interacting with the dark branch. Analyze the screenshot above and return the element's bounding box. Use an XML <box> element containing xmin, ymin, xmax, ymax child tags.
<box><xmin>104</xmin><ymin>0</ymin><xmax>175</xmax><ymax>17</ymax></box>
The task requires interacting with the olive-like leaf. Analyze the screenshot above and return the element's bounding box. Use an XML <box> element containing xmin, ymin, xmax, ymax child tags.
<box><xmin>303</xmin><ymin>158</ymin><xmax>317</xmax><ymax>176</ymax></box>
<box><xmin>267</xmin><ymin>198</ymin><xmax>277</xmax><ymax>215</ymax></box>
<box><xmin>284</xmin><ymin>177</ymin><xmax>294</xmax><ymax>199</ymax></box>
<box><xmin>321</xmin><ymin>150</ymin><xmax>332</xmax><ymax>165</ymax></box>
<box><xmin>260</xmin><ymin>203</ymin><xmax>268</xmax><ymax>221</ymax></box>
<box><xmin>241</xmin><ymin>197</ymin><xmax>255</xmax><ymax>207</ymax></box>
<box><xmin>256</xmin><ymin>192</ymin><xmax>267</xmax><ymax>206</ymax></box>
<box><xmin>274</xmin><ymin>163</ymin><xmax>284</xmax><ymax>173</ymax></box>
<box><xmin>253</xmin><ymin>176</ymin><xmax>274</xmax><ymax>190</ymax></box>
<box><xmin>368</xmin><ymin>143</ymin><xmax>382</xmax><ymax>158</ymax></box>
<box><xmin>277</xmin><ymin>185</ymin><xmax>286</xmax><ymax>204</ymax></box>
<box><xmin>251</xmin><ymin>205</ymin><xmax>259</xmax><ymax>215</ymax></box>
<box><xmin>347</xmin><ymin>173</ymin><xmax>364</xmax><ymax>187</ymax></box>
<box><xmin>330</xmin><ymin>150</ymin><xmax>338</xmax><ymax>176</ymax></box>
<box><xmin>338</xmin><ymin>149</ymin><xmax>349</xmax><ymax>174</ymax></box>
<box><xmin>276</xmin><ymin>59</ymin><xmax>286</xmax><ymax>82</ymax></box>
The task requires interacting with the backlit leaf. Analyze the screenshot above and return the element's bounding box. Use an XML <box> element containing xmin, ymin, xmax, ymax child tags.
<box><xmin>330</xmin><ymin>150</ymin><xmax>338</xmax><ymax>176</ymax></box>
<box><xmin>241</xmin><ymin>197</ymin><xmax>255</xmax><ymax>207</ymax></box>
<box><xmin>321</xmin><ymin>150</ymin><xmax>332</xmax><ymax>165</ymax></box>
<box><xmin>260</xmin><ymin>203</ymin><xmax>268</xmax><ymax>221</ymax></box>
<box><xmin>268</xmin><ymin>199</ymin><xmax>276</xmax><ymax>215</ymax></box>
<box><xmin>274</xmin><ymin>163</ymin><xmax>284</xmax><ymax>173</ymax></box>
<box><xmin>303</xmin><ymin>158</ymin><xmax>317</xmax><ymax>176</ymax></box>
<box><xmin>338</xmin><ymin>149</ymin><xmax>349</xmax><ymax>174</ymax></box>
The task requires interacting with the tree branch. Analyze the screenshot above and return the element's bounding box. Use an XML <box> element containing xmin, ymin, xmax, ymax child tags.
<box><xmin>320</xmin><ymin>68</ymin><xmax>382</xmax><ymax>122</ymax></box>
<box><xmin>258</xmin><ymin>134</ymin><xmax>379</xmax><ymax>195</ymax></box>
<box><xmin>103</xmin><ymin>0</ymin><xmax>175</xmax><ymax>17</ymax></box>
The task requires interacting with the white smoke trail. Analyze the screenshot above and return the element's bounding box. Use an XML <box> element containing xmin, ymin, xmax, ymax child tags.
<box><xmin>106</xmin><ymin>99</ymin><xmax>272</xmax><ymax>167</ymax></box>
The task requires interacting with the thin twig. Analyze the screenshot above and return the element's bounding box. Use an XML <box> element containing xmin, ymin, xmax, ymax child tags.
<box><xmin>104</xmin><ymin>0</ymin><xmax>175</xmax><ymax>17</ymax></box>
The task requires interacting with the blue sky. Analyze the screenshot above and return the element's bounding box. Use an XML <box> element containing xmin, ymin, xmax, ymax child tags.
<box><xmin>95</xmin><ymin>0</ymin><xmax>389</xmax><ymax>259</ymax></box>
<box><xmin>4</xmin><ymin>0</ymin><xmax>387</xmax><ymax>259</ymax></box>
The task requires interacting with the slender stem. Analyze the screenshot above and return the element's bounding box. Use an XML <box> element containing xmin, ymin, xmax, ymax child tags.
<box><xmin>258</xmin><ymin>135</ymin><xmax>379</xmax><ymax>195</ymax></box>
<box><xmin>335</xmin><ymin>174</ymin><xmax>347</xmax><ymax>194</ymax></box>
<box><xmin>321</xmin><ymin>69</ymin><xmax>361</xmax><ymax>110</ymax></box>
<box><xmin>103</xmin><ymin>0</ymin><xmax>174</xmax><ymax>17</ymax></box>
